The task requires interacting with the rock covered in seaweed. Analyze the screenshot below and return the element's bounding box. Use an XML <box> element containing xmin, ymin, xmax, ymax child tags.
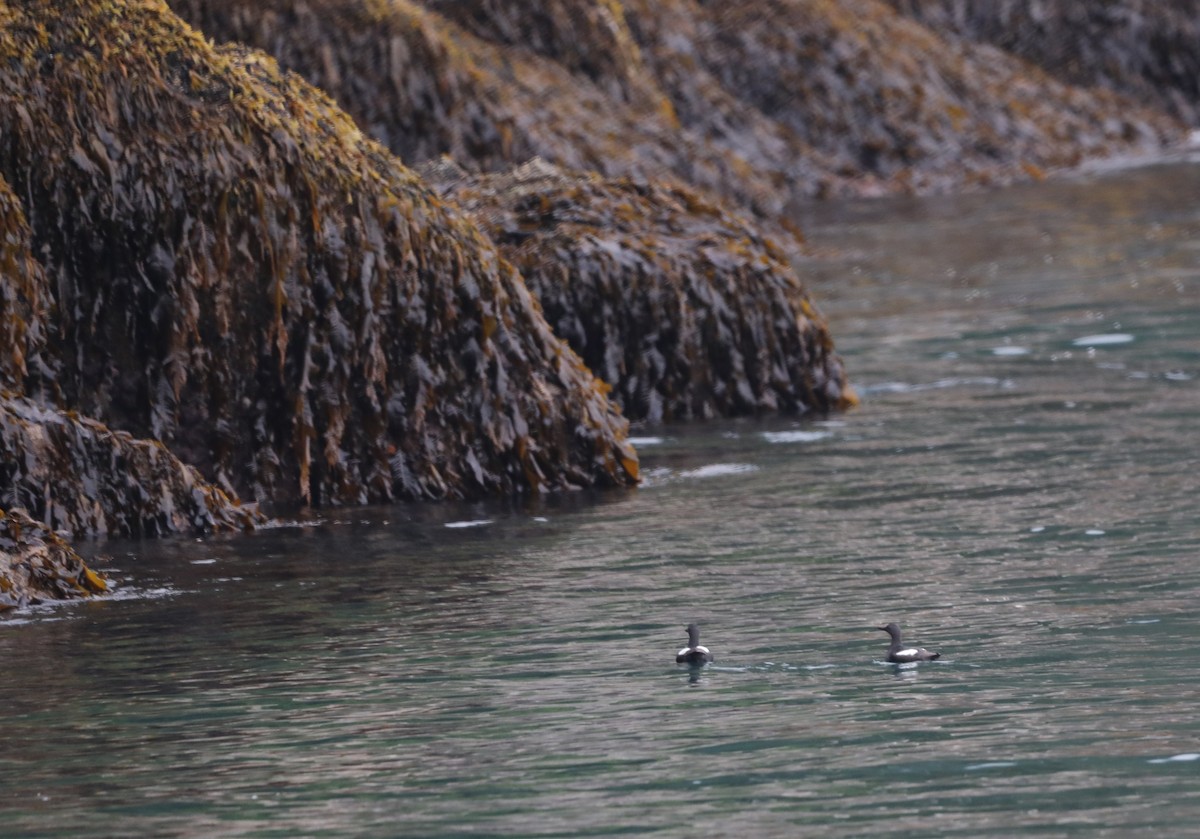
<box><xmin>3</xmin><ymin>170</ymin><xmax>252</xmax><ymax>540</ymax></box>
<box><xmin>0</xmin><ymin>508</ymin><xmax>107</xmax><ymax>610</ymax></box>
<box><xmin>169</xmin><ymin>0</ymin><xmax>1184</xmax><ymax>209</ymax></box>
<box><xmin>0</xmin><ymin>0</ymin><xmax>637</xmax><ymax>509</ymax></box>
<box><xmin>166</xmin><ymin>0</ymin><xmax>805</xmax><ymax>216</ymax></box>
<box><xmin>615</xmin><ymin>0</ymin><xmax>1182</xmax><ymax>194</ymax></box>
<box><xmin>0</xmin><ymin>394</ymin><xmax>263</xmax><ymax>537</ymax></box>
<box><xmin>0</xmin><ymin>177</ymin><xmax>54</xmax><ymax>398</ymax></box>
<box><xmin>426</xmin><ymin>159</ymin><xmax>855</xmax><ymax>422</ymax></box>
<box><xmin>886</xmin><ymin>0</ymin><xmax>1200</xmax><ymax>128</ymax></box>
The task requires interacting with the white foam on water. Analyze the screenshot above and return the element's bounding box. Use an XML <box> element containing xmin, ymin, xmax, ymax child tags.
<box><xmin>966</xmin><ymin>761</ymin><xmax>1018</xmax><ymax>771</ymax></box>
<box><xmin>1073</xmin><ymin>333</ymin><xmax>1134</xmax><ymax>347</ymax></box>
<box><xmin>627</xmin><ymin>436</ymin><xmax>665</xmax><ymax>447</ymax></box>
<box><xmin>679</xmin><ymin>463</ymin><xmax>758</xmax><ymax>479</ymax></box>
<box><xmin>761</xmin><ymin>430</ymin><xmax>831</xmax><ymax>444</ymax></box>
<box><xmin>863</xmin><ymin>376</ymin><xmax>1008</xmax><ymax>395</ymax></box>
<box><xmin>1085</xmin><ymin>529</ymin><xmax>1106</xmax><ymax>536</ymax></box>
<box><xmin>1148</xmin><ymin>753</ymin><xmax>1200</xmax><ymax>764</ymax></box>
<box><xmin>992</xmin><ymin>346</ymin><xmax>1030</xmax><ymax>356</ymax></box>
<box><xmin>444</xmin><ymin>519</ymin><xmax>493</xmax><ymax>529</ymax></box>
<box><xmin>190</xmin><ymin>559</ymin><xmax>217</xmax><ymax>565</ymax></box>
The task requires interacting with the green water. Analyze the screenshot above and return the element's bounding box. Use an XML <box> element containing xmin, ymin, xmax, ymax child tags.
<box><xmin>2</xmin><ymin>161</ymin><xmax>1199</xmax><ymax>837</ymax></box>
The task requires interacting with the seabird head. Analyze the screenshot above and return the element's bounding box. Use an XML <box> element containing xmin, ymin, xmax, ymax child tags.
<box><xmin>876</xmin><ymin>623</ymin><xmax>901</xmax><ymax>641</ymax></box>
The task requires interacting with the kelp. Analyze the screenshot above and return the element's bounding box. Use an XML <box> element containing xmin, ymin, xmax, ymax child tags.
<box><xmin>0</xmin><ymin>507</ymin><xmax>107</xmax><ymax>609</ymax></box>
<box><xmin>0</xmin><ymin>176</ymin><xmax>54</xmax><ymax>397</ymax></box>
<box><xmin>167</xmin><ymin>0</ymin><xmax>837</xmax><ymax>217</ymax></box>
<box><xmin>616</xmin><ymin>0</ymin><xmax>1183</xmax><ymax>194</ymax></box>
<box><xmin>0</xmin><ymin>393</ymin><xmax>263</xmax><ymax>536</ymax></box>
<box><xmin>2</xmin><ymin>172</ymin><xmax>258</xmax><ymax>545</ymax></box>
<box><xmin>887</xmin><ymin>0</ymin><xmax>1200</xmax><ymax>127</ymax></box>
<box><xmin>423</xmin><ymin>0</ymin><xmax>666</xmax><ymax>112</ymax></box>
<box><xmin>171</xmin><ymin>0</ymin><xmax>1183</xmax><ymax>210</ymax></box>
<box><xmin>427</xmin><ymin>159</ymin><xmax>855</xmax><ymax>422</ymax></box>
<box><xmin>0</xmin><ymin>0</ymin><xmax>637</xmax><ymax>511</ymax></box>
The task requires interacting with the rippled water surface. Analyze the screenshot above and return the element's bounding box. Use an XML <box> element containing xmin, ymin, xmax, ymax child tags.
<box><xmin>4</xmin><ymin>163</ymin><xmax>1200</xmax><ymax>837</ymax></box>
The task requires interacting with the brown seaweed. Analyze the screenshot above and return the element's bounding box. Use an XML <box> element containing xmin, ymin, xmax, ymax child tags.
<box><xmin>0</xmin><ymin>0</ymin><xmax>638</xmax><ymax>514</ymax></box>
<box><xmin>0</xmin><ymin>393</ymin><xmax>264</xmax><ymax>537</ymax></box>
<box><xmin>0</xmin><ymin>508</ymin><xmax>107</xmax><ymax>608</ymax></box>
<box><xmin>887</xmin><ymin>0</ymin><xmax>1200</xmax><ymax>127</ymax></box>
<box><xmin>170</xmin><ymin>0</ymin><xmax>1183</xmax><ymax>211</ymax></box>
<box><xmin>426</xmin><ymin>158</ymin><xmax>855</xmax><ymax>422</ymax></box>
<box><xmin>0</xmin><ymin>176</ymin><xmax>55</xmax><ymax>398</ymax></box>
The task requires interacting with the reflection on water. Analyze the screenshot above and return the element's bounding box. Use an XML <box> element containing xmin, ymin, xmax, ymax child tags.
<box><xmin>2</xmin><ymin>162</ymin><xmax>1199</xmax><ymax>837</ymax></box>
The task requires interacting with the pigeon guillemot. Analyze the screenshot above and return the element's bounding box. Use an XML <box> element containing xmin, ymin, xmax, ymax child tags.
<box><xmin>877</xmin><ymin>622</ymin><xmax>940</xmax><ymax>663</ymax></box>
<box><xmin>676</xmin><ymin>623</ymin><xmax>714</xmax><ymax>665</ymax></box>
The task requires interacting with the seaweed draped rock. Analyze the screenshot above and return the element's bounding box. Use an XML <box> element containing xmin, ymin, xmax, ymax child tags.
<box><xmin>0</xmin><ymin>394</ymin><xmax>263</xmax><ymax>537</ymax></box>
<box><xmin>170</xmin><ymin>0</ymin><xmax>1182</xmax><ymax>211</ymax></box>
<box><xmin>0</xmin><ymin>0</ymin><xmax>638</xmax><ymax>515</ymax></box>
<box><xmin>424</xmin><ymin>159</ymin><xmax>855</xmax><ymax>422</ymax></box>
<box><xmin>167</xmin><ymin>0</ymin><xmax>817</xmax><ymax>218</ymax></box>
<box><xmin>0</xmin><ymin>508</ymin><xmax>108</xmax><ymax>611</ymax></box>
<box><xmin>3</xmin><ymin>170</ymin><xmax>261</xmax><ymax>544</ymax></box>
<box><xmin>886</xmin><ymin>0</ymin><xmax>1200</xmax><ymax>127</ymax></box>
<box><xmin>0</xmin><ymin>175</ymin><xmax>53</xmax><ymax>397</ymax></box>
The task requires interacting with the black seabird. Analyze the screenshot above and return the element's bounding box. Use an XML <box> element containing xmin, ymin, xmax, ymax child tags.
<box><xmin>877</xmin><ymin>622</ymin><xmax>940</xmax><ymax>663</ymax></box>
<box><xmin>676</xmin><ymin>623</ymin><xmax>714</xmax><ymax>665</ymax></box>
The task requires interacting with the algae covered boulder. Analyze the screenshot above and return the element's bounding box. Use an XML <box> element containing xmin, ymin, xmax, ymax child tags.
<box><xmin>0</xmin><ymin>0</ymin><xmax>637</xmax><ymax>510</ymax></box>
<box><xmin>0</xmin><ymin>508</ymin><xmax>107</xmax><ymax>610</ymax></box>
<box><xmin>179</xmin><ymin>0</ymin><xmax>1184</xmax><ymax>208</ymax></box>
<box><xmin>427</xmin><ymin>159</ymin><xmax>854</xmax><ymax>422</ymax></box>
<box><xmin>166</xmin><ymin>0</ymin><xmax>837</xmax><ymax>217</ymax></box>
<box><xmin>616</xmin><ymin>0</ymin><xmax>1181</xmax><ymax>194</ymax></box>
<box><xmin>887</xmin><ymin>0</ymin><xmax>1200</xmax><ymax>127</ymax></box>
<box><xmin>0</xmin><ymin>394</ymin><xmax>263</xmax><ymax>537</ymax></box>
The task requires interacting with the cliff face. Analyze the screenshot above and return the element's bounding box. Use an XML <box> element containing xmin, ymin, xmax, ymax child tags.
<box><xmin>887</xmin><ymin>0</ymin><xmax>1200</xmax><ymax>127</ymax></box>
<box><xmin>0</xmin><ymin>0</ymin><xmax>637</xmax><ymax>520</ymax></box>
